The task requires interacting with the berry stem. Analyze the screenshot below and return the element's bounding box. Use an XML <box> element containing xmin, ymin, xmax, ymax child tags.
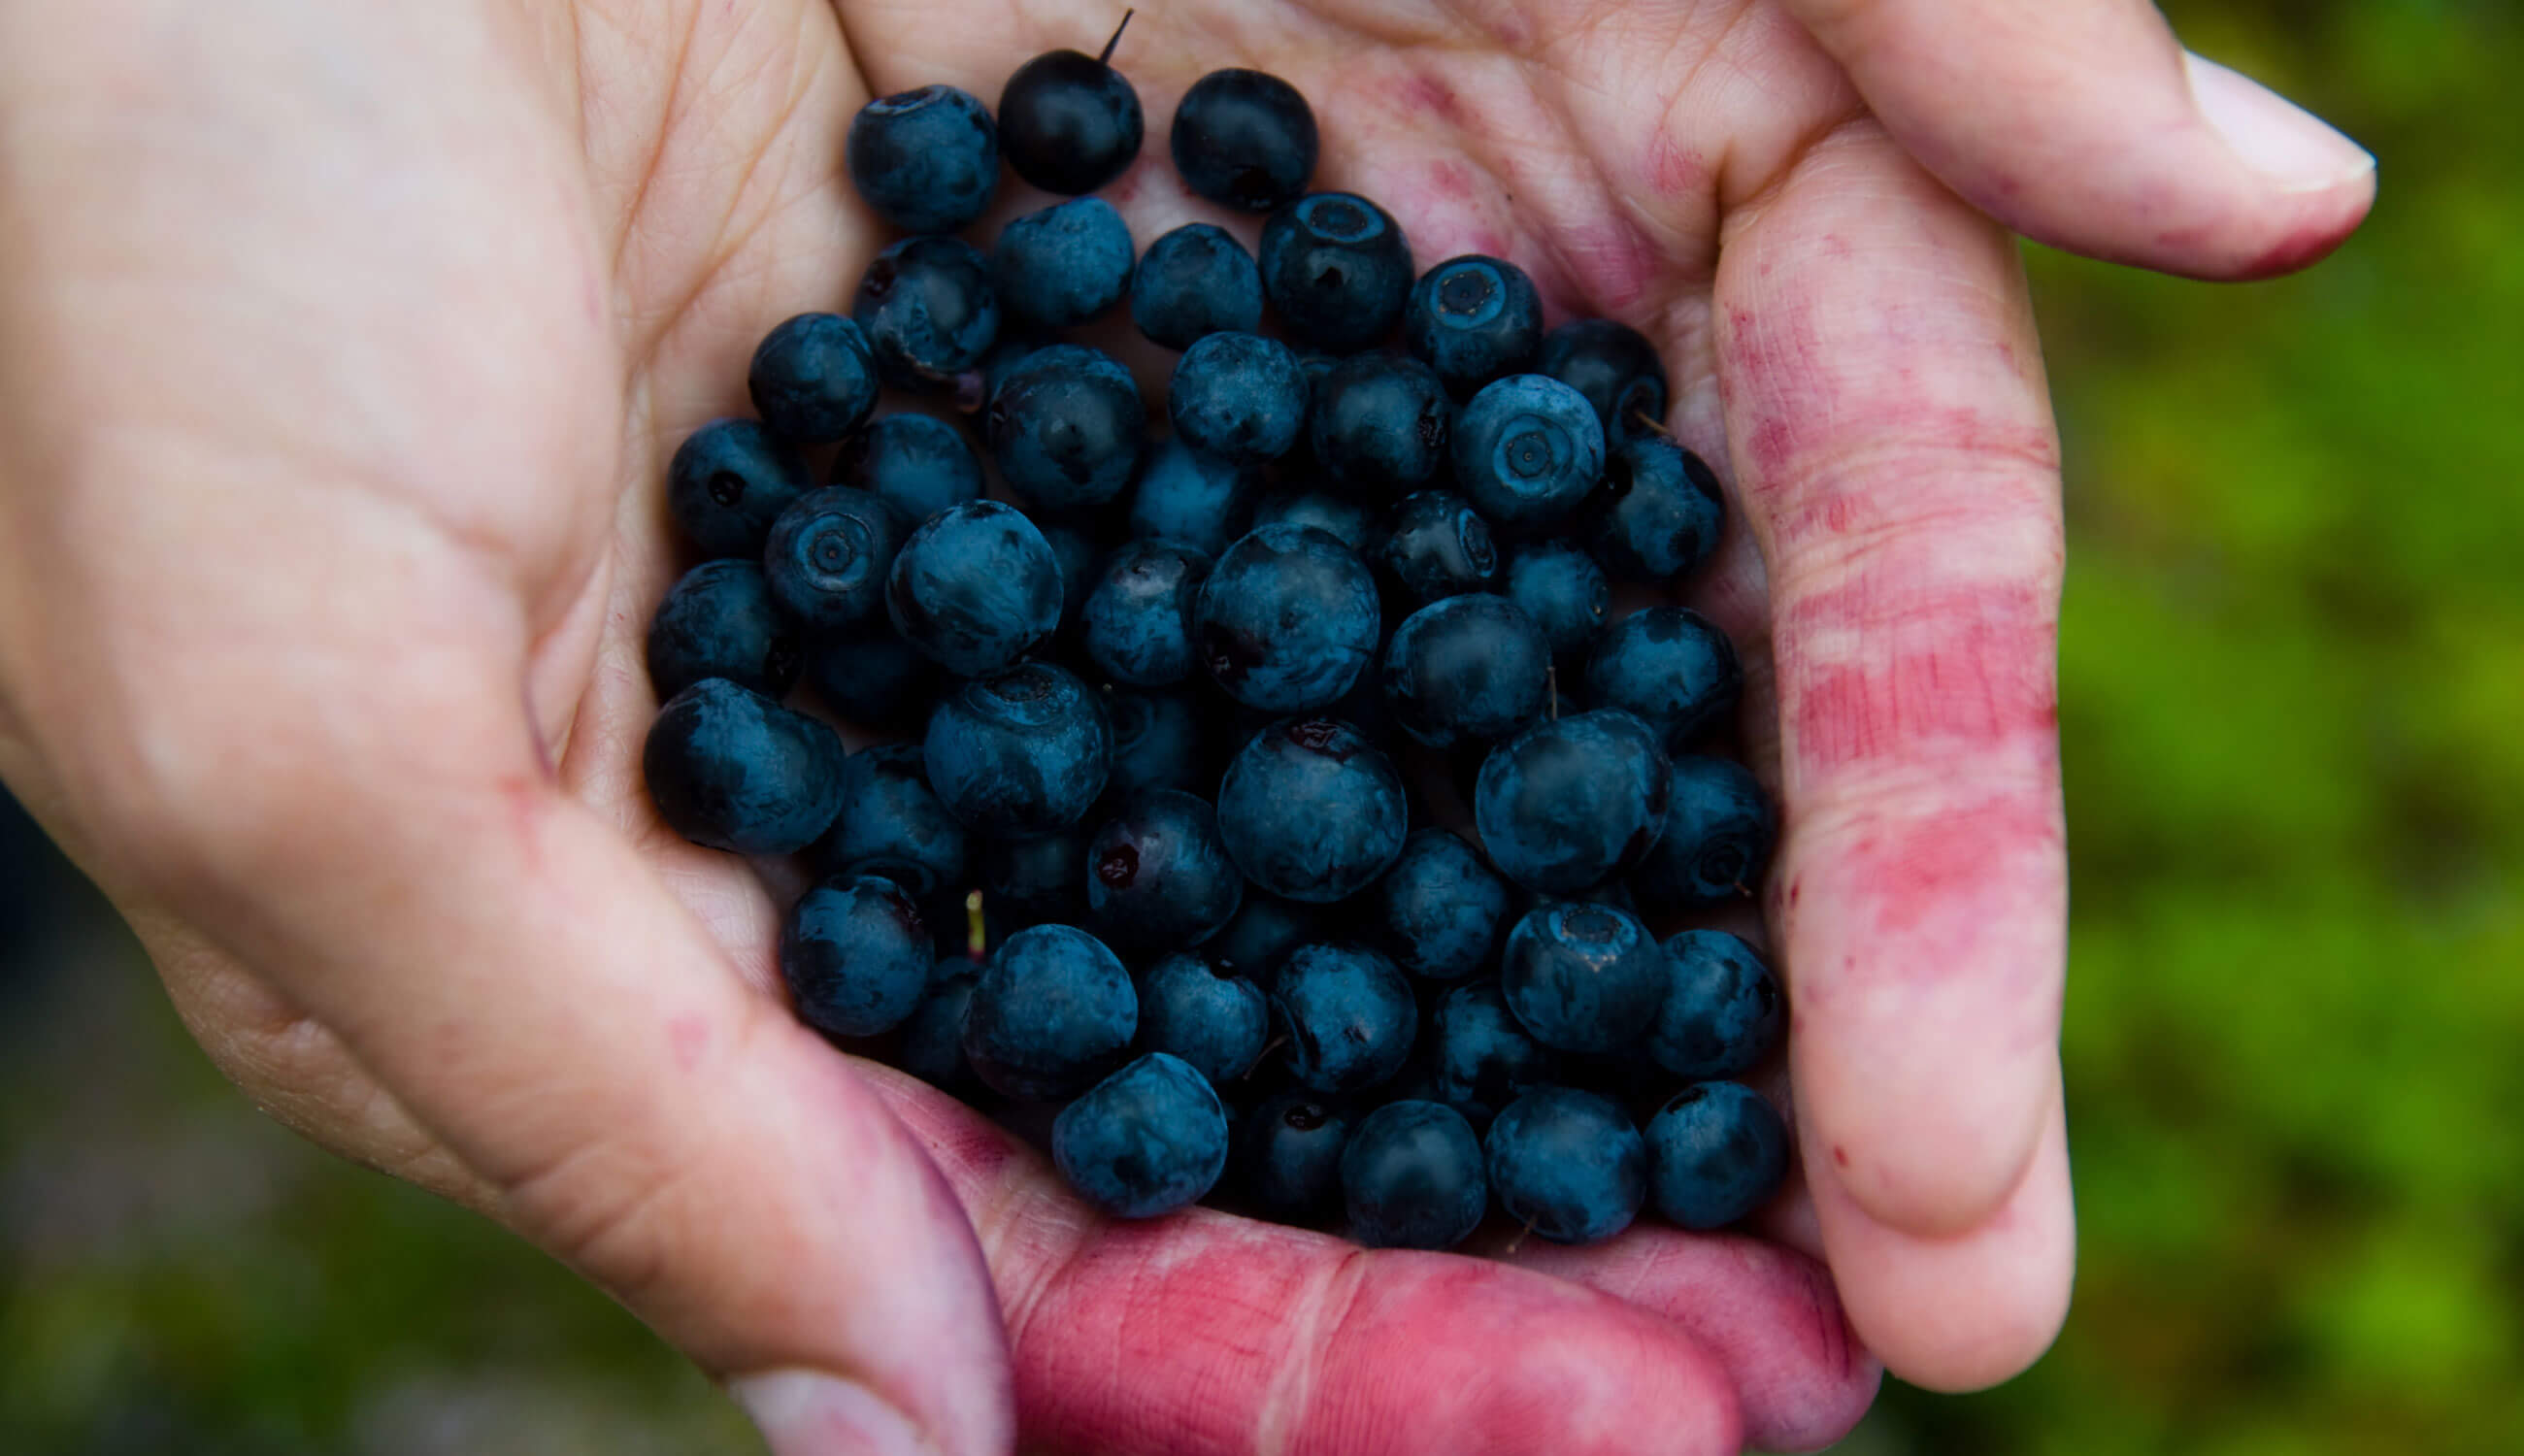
<box><xmin>1629</xmin><ymin>409</ymin><xmax>1674</xmax><ymax>439</ymax></box>
<box><xmin>1100</xmin><ymin>9</ymin><xmax>1135</xmax><ymax>65</ymax></box>
<box><xmin>1545</xmin><ymin>661</ymin><xmax>1560</xmax><ymax>720</ymax></box>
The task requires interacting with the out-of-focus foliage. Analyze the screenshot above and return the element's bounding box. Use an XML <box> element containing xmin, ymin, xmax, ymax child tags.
<box><xmin>3</xmin><ymin>1</ymin><xmax>2516</xmax><ymax>1451</ymax></box>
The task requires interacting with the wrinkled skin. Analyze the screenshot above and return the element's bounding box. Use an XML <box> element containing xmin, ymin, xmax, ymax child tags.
<box><xmin>0</xmin><ymin>3</ymin><xmax>2371</xmax><ymax>1455</ymax></box>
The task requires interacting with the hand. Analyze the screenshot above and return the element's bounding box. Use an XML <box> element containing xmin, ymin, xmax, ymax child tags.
<box><xmin>0</xmin><ymin>5</ymin><xmax>2369</xmax><ymax>1456</ymax></box>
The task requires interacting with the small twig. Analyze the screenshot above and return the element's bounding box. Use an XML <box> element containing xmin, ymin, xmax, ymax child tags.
<box><xmin>965</xmin><ymin>888</ymin><xmax>986</xmax><ymax>961</ymax></box>
<box><xmin>1244</xmin><ymin>1034</ymin><xmax>1290</xmax><ymax>1075</ymax></box>
<box><xmin>1100</xmin><ymin>9</ymin><xmax>1135</xmax><ymax>65</ymax></box>
<box><xmin>1501</xmin><ymin>1216</ymin><xmax>1537</xmax><ymax>1256</ymax></box>
<box><xmin>1629</xmin><ymin>409</ymin><xmax>1675</xmax><ymax>439</ymax></box>
<box><xmin>1545</xmin><ymin>661</ymin><xmax>1561</xmax><ymax>721</ymax></box>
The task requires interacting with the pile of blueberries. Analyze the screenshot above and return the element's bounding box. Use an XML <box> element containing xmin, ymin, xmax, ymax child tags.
<box><xmin>641</xmin><ymin>19</ymin><xmax>1791</xmax><ymax>1251</ymax></box>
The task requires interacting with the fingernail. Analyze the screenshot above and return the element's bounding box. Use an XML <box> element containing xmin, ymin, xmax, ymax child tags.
<box><xmin>732</xmin><ymin>1369</ymin><xmax>940</xmax><ymax>1456</ymax></box>
<box><xmin>2185</xmin><ymin>52</ymin><xmax>2375</xmax><ymax>191</ymax></box>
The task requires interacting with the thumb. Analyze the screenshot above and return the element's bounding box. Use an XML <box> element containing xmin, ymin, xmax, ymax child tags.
<box><xmin>1781</xmin><ymin>0</ymin><xmax>2375</xmax><ymax>278</ymax></box>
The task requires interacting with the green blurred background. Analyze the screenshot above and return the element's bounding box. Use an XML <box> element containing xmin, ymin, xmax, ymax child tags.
<box><xmin>4</xmin><ymin>1</ymin><xmax>2517</xmax><ymax>1450</ymax></box>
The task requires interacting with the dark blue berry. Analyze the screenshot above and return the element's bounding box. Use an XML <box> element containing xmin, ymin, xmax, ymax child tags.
<box><xmin>885</xmin><ymin>500</ymin><xmax>1064</xmax><ymax>675</ymax></box>
<box><xmin>1216</xmin><ymin>718</ymin><xmax>1408</xmax><ymax>903</ymax></box>
<box><xmin>1258</xmin><ymin>192</ymin><xmax>1413</xmax><ymax>352</ymax></box>
<box><xmin>1053</xmin><ymin>1052</ymin><xmax>1229</xmax><ymax>1218</ymax></box>
<box><xmin>800</xmin><ymin>625</ymin><xmax>939</xmax><ymax>728</ymax></box>
<box><xmin>1500</xmin><ymin>900</ymin><xmax>1665</xmax><ymax>1054</ymax></box>
<box><xmin>1378</xmin><ymin>490</ymin><xmax>1499</xmax><ymax>606</ymax></box>
<box><xmin>1169</xmin><ymin>69</ymin><xmax>1318</xmax><ymax>212</ymax></box>
<box><xmin>1340</xmin><ymin>1100</ymin><xmax>1486</xmax><ymax>1250</ymax></box>
<box><xmin>1271</xmin><ymin>942</ymin><xmax>1416</xmax><ymax>1094</ymax></box>
<box><xmin>780</xmin><ymin>874</ymin><xmax>933</xmax><ymax>1039</ymax></box>
<box><xmin>1405</xmin><ymin>254</ymin><xmax>1543</xmax><ymax>397</ymax></box>
<box><xmin>1130</xmin><ymin>222</ymin><xmax>1263</xmax><ymax>349</ymax></box>
<box><xmin>1168</xmin><ymin>332</ymin><xmax>1308</xmax><ymax>463</ymax></box>
<box><xmin>997</xmin><ymin>25</ymin><xmax>1144</xmax><ymax>195</ymax></box>
<box><xmin>1125</xmin><ymin>435</ymin><xmax>1260</xmax><ymax>557</ymax></box>
<box><xmin>813</xmin><ymin>743</ymin><xmax>970</xmax><ymax>902</ymax></box>
<box><xmin>1239</xmin><ymin>1091</ymin><xmax>1355</xmax><ymax>1223</ymax></box>
<box><xmin>1371</xmin><ymin>828</ymin><xmax>1509</xmax><ymax>981</ymax></box>
<box><xmin>961</xmin><ymin>922</ymin><xmax>1136</xmax><ymax>1101</ymax></box>
<box><xmin>1591</xmin><ymin>435</ymin><xmax>1724</xmax><ymax>582</ymax></box>
<box><xmin>1195</xmin><ymin>524</ymin><xmax>1380</xmax><ymax>711</ymax></box>
<box><xmin>846</xmin><ymin>84</ymin><xmax>997</xmax><ymax>234</ymax></box>
<box><xmin>984</xmin><ymin>344</ymin><xmax>1146</xmax><ymax>513</ymax></box>
<box><xmin>1504</xmin><ymin>541</ymin><xmax>1611</xmax><ymax>659</ymax></box>
<box><xmin>853</xmin><ymin>236</ymin><xmax>1000</xmax><ymax>391</ymax></box>
<box><xmin>764</xmin><ymin>486</ymin><xmax>905</xmax><ymax>633</ymax></box>
<box><xmin>1632</xmin><ymin>755</ymin><xmax>1776</xmax><ymax>909</ymax></box>
<box><xmin>643</xmin><ymin>678</ymin><xmax>845</xmax><ymax>854</ymax></box>
<box><xmin>646</xmin><ymin>559</ymin><xmax>803</xmax><ymax>700</ymax></box>
<box><xmin>1135</xmin><ymin>951</ymin><xmax>1271</xmax><ymax>1084</ymax></box>
<box><xmin>1247</xmin><ymin>491</ymin><xmax>1387</xmax><ymax>558</ymax></box>
<box><xmin>747</xmin><ymin>313</ymin><xmax>880</xmax><ymax>444</ymax></box>
<box><xmin>1206</xmin><ymin>892</ymin><xmax>1325</xmax><ymax>987</ymax></box>
<box><xmin>1102</xmin><ymin>688</ymin><xmax>1217</xmax><ymax>802</ymax></box>
<box><xmin>1382</xmin><ymin>593</ymin><xmax>1551</xmax><ymax>748</ymax></box>
<box><xmin>992</xmin><ymin>197</ymin><xmax>1137</xmax><ymax>330</ymax></box>
<box><xmin>1081</xmin><ymin>540</ymin><xmax>1208</xmax><ymax>687</ymax></box>
<box><xmin>1429</xmin><ymin>981</ymin><xmax>1556</xmax><ymax>1128</ymax></box>
<box><xmin>1475</xmin><ymin>709</ymin><xmax>1672</xmax><ymax>895</ymax></box>
<box><xmin>1308</xmin><ymin>351</ymin><xmax>1450</xmax><ymax>495</ymax></box>
<box><xmin>667</xmin><ymin>418</ymin><xmax>812</xmax><ymax>559</ymax></box>
<box><xmin>923</xmin><ymin>661</ymin><xmax>1111</xmax><ymax>834</ymax></box>
<box><xmin>1483</xmin><ymin>1086</ymin><xmax>1645</xmax><ymax>1244</ymax></box>
<box><xmin>1583</xmin><ymin>606</ymin><xmax>1743</xmax><ymax>751</ymax></box>
<box><xmin>1644</xmin><ymin>1081</ymin><xmax>1789</xmax><ymax>1230</ymax></box>
<box><xmin>1539</xmin><ymin>318</ymin><xmax>1669</xmax><ymax>438</ymax></box>
<box><xmin>1648</xmin><ymin>930</ymin><xmax>1784</xmax><ymax>1081</ymax></box>
<box><xmin>981</xmin><ymin>827</ymin><xmax>1089</xmax><ymax>930</ymax></box>
<box><xmin>1087</xmin><ymin>789</ymin><xmax>1245</xmax><ymax>952</ymax></box>
<box><xmin>1452</xmin><ymin>375</ymin><xmax>1607</xmax><ymax>532</ymax></box>
<box><xmin>1037</xmin><ymin>520</ymin><xmax>1105</xmax><ymax>634</ymax></box>
<box><xmin>835</xmin><ymin>414</ymin><xmax>985</xmax><ymax>526</ymax></box>
<box><xmin>898</xmin><ymin>967</ymin><xmax>980</xmax><ymax>1095</ymax></box>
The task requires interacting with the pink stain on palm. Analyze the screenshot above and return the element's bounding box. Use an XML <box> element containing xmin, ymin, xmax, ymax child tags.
<box><xmin>1557</xmin><ymin>220</ymin><xmax>1658</xmax><ymax>312</ymax></box>
<box><xmin>1396</xmin><ymin>71</ymin><xmax>1464</xmax><ymax>128</ymax></box>
<box><xmin>1646</xmin><ymin>133</ymin><xmax>1705</xmax><ymax>199</ymax></box>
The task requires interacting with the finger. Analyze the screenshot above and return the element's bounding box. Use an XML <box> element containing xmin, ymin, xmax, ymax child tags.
<box><xmin>1714</xmin><ymin>120</ymin><xmax>2074</xmax><ymax>1384</ymax></box>
<box><xmin>1781</xmin><ymin>0</ymin><xmax>2374</xmax><ymax>279</ymax></box>
<box><xmin>867</xmin><ymin>1066</ymin><xmax>1753</xmax><ymax>1456</ymax></box>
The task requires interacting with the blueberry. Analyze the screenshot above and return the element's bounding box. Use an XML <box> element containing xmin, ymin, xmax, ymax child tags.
<box><xmin>1195</xmin><ymin>524</ymin><xmax>1380</xmax><ymax>711</ymax></box>
<box><xmin>666</xmin><ymin>418</ymin><xmax>813</xmax><ymax>559</ymax></box>
<box><xmin>835</xmin><ymin>413</ymin><xmax>984</xmax><ymax>525</ymax></box>
<box><xmin>763</xmin><ymin>486</ymin><xmax>906</xmax><ymax>633</ymax></box>
<box><xmin>984</xmin><ymin>344</ymin><xmax>1146</xmax><ymax>513</ymax></box>
<box><xmin>1538</xmin><ymin>318</ymin><xmax>1669</xmax><ymax>438</ymax></box>
<box><xmin>1504</xmin><ymin>541</ymin><xmax>1611</xmax><ymax>659</ymax></box>
<box><xmin>1081</xmin><ymin>540</ymin><xmax>1209</xmax><ymax>687</ymax></box>
<box><xmin>997</xmin><ymin>21</ymin><xmax>1145</xmax><ymax>195</ymax></box>
<box><xmin>846</xmin><ymin>83</ymin><xmax>997</xmax><ymax>234</ymax></box>
<box><xmin>924</xmin><ymin>661</ymin><xmax>1111</xmax><ymax>833</ymax></box>
<box><xmin>1037</xmin><ymin>520</ymin><xmax>1105</xmax><ymax>634</ymax></box>
<box><xmin>800</xmin><ymin>625</ymin><xmax>940</xmax><ymax>729</ymax></box>
<box><xmin>1429</xmin><ymin>981</ymin><xmax>1556</xmax><ymax>1128</ymax></box>
<box><xmin>961</xmin><ymin>922</ymin><xmax>1136</xmax><ymax>1101</ymax></box>
<box><xmin>645</xmin><ymin>559</ymin><xmax>803</xmax><ymax>701</ymax></box>
<box><xmin>1644</xmin><ymin>1081</ymin><xmax>1789</xmax><ymax>1230</ymax></box>
<box><xmin>1452</xmin><ymin>375</ymin><xmax>1607</xmax><ymax>532</ymax></box>
<box><xmin>1340</xmin><ymin>1100</ymin><xmax>1486</xmax><ymax>1250</ymax></box>
<box><xmin>1371</xmin><ymin>828</ymin><xmax>1509</xmax><ymax>981</ymax></box>
<box><xmin>780</xmin><ymin>874</ymin><xmax>933</xmax><ymax>1039</ymax></box>
<box><xmin>1475</xmin><ymin>709</ymin><xmax>1672</xmax><ymax>894</ymax></box>
<box><xmin>812</xmin><ymin>743</ymin><xmax>970</xmax><ymax>902</ymax></box>
<box><xmin>1135</xmin><ymin>951</ymin><xmax>1270</xmax><ymax>1084</ymax></box>
<box><xmin>1377</xmin><ymin>490</ymin><xmax>1500</xmax><ymax>607</ymax></box>
<box><xmin>1483</xmin><ymin>1086</ymin><xmax>1645</xmax><ymax>1244</ymax></box>
<box><xmin>1381</xmin><ymin>594</ymin><xmax>1551</xmax><ymax>749</ymax></box>
<box><xmin>1206</xmin><ymin>892</ymin><xmax>1325</xmax><ymax>987</ymax></box>
<box><xmin>1086</xmin><ymin>789</ymin><xmax>1245</xmax><ymax>952</ymax></box>
<box><xmin>1216</xmin><ymin>718</ymin><xmax>1409</xmax><ymax>904</ymax></box>
<box><xmin>1053</xmin><ymin>1052</ymin><xmax>1230</xmax><ymax>1218</ymax></box>
<box><xmin>1272</xmin><ymin>942</ymin><xmax>1417</xmax><ymax>1094</ymax></box>
<box><xmin>1101</xmin><ymin>687</ymin><xmax>1217</xmax><ymax>803</ymax></box>
<box><xmin>1239</xmin><ymin>1091</ymin><xmax>1355</xmax><ymax>1223</ymax></box>
<box><xmin>1130</xmin><ymin>222</ymin><xmax>1264</xmax><ymax>350</ymax></box>
<box><xmin>1632</xmin><ymin>755</ymin><xmax>1776</xmax><ymax>910</ymax></box>
<box><xmin>1168</xmin><ymin>332</ymin><xmax>1308</xmax><ymax>464</ymax></box>
<box><xmin>885</xmin><ymin>500</ymin><xmax>1064</xmax><ymax>675</ymax></box>
<box><xmin>643</xmin><ymin>678</ymin><xmax>846</xmax><ymax>854</ymax></box>
<box><xmin>1169</xmin><ymin>69</ymin><xmax>1319</xmax><ymax>213</ymax></box>
<box><xmin>1648</xmin><ymin>930</ymin><xmax>1785</xmax><ymax>1081</ymax></box>
<box><xmin>741</xmin><ymin>313</ymin><xmax>881</xmax><ymax>446</ymax></box>
<box><xmin>1258</xmin><ymin>192</ymin><xmax>1413</xmax><ymax>353</ymax></box>
<box><xmin>992</xmin><ymin>196</ymin><xmax>1137</xmax><ymax>330</ymax></box>
<box><xmin>1583</xmin><ymin>606</ymin><xmax>1743</xmax><ymax>751</ymax></box>
<box><xmin>1591</xmin><ymin>435</ymin><xmax>1724</xmax><ymax>582</ymax></box>
<box><xmin>1307</xmin><ymin>352</ymin><xmax>1451</xmax><ymax>496</ymax></box>
<box><xmin>1500</xmin><ymin>900</ymin><xmax>1665</xmax><ymax>1054</ymax></box>
<box><xmin>1247</xmin><ymin>491</ymin><xmax>1387</xmax><ymax>558</ymax></box>
<box><xmin>898</xmin><ymin>967</ymin><xmax>980</xmax><ymax>1095</ymax></box>
<box><xmin>852</xmin><ymin>236</ymin><xmax>1001</xmax><ymax>391</ymax></box>
<box><xmin>981</xmin><ymin>826</ymin><xmax>1090</xmax><ymax>930</ymax></box>
<box><xmin>1405</xmin><ymin>255</ymin><xmax>1543</xmax><ymax>398</ymax></box>
<box><xmin>1125</xmin><ymin>435</ymin><xmax>1260</xmax><ymax>558</ymax></box>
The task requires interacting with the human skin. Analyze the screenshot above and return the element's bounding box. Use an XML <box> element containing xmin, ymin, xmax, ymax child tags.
<box><xmin>0</xmin><ymin>2</ymin><xmax>2371</xmax><ymax>1454</ymax></box>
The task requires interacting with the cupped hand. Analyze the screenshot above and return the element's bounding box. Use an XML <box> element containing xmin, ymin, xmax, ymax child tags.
<box><xmin>0</xmin><ymin>2</ymin><xmax>2370</xmax><ymax>1454</ymax></box>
